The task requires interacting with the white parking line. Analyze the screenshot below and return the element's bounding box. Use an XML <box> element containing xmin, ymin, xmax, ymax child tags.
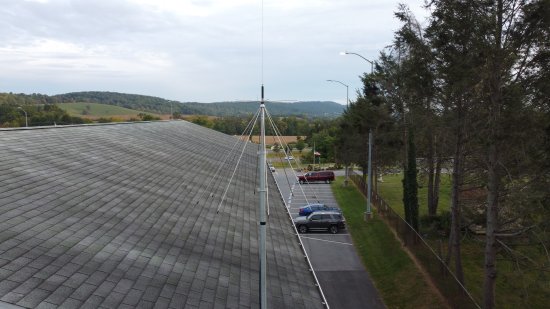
<box><xmin>299</xmin><ymin>236</ymin><xmax>353</xmax><ymax>245</ymax></box>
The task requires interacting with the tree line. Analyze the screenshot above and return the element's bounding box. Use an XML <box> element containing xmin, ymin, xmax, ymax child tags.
<box><xmin>188</xmin><ymin>115</ymin><xmax>340</xmax><ymax>162</ymax></box>
<box><xmin>0</xmin><ymin>92</ymin><xmax>88</xmax><ymax>127</ymax></box>
<box><xmin>0</xmin><ymin>93</ymin><xmax>160</xmax><ymax>127</ymax></box>
<box><xmin>336</xmin><ymin>1</ymin><xmax>548</xmax><ymax>307</ymax></box>
<box><xmin>49</xmin><ymin>91</ymin><xmax>344</xmax><ymax>117</ymax></box>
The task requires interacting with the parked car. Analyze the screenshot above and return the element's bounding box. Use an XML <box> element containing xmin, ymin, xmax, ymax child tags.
<box><xmin>269</xmin><ymin>166</ymin><xmax>276</xmax><ymax>172</ymax></box>
<box><xmin>298</xmin><ymin>203</ymin><xmax>340</xmax><ymax>216</ymax></box>
<box><xmin>284</xmin><ymin>156</ymin><xmax>295</xmax><ymax>160</ymax></box>
<box><xmin>293</xmin><ymin>211</ymin><xmax>345</xmax><ymax>234</ymax></box>
<box><xmin>297</xmin><ymin>171</ymin><xmax>335</xmax><ymax>184</ymax></box>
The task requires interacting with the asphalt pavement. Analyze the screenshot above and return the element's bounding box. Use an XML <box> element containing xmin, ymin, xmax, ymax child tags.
<box><xmin>273</xmin><ymin>168</ymin><xmax>385</xmax><ymax>309</ymax></box>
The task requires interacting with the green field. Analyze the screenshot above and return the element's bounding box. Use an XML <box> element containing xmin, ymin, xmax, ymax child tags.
<box><xmin>57</xmin><ymin>102</ymin><xmax>159</xmax><ymax>118</ymax></box>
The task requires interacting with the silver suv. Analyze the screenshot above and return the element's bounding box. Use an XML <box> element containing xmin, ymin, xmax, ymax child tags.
<box><xmin>293</xmin><ymin>211</ymin><xmax>345</xmax><ymax>234</ymax></box>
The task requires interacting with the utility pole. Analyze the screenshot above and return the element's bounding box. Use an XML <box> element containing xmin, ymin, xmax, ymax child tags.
<box><xmin>366</xmin><ymin>130</ymin><xmax>373</xmax><ymax>220</ymax></box>
<box><xmin>258</xmin><ymin>84</ymin><xmax>267</xmax><ymax>309</ymax></box>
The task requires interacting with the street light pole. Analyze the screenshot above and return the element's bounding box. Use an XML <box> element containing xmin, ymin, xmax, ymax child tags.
<box><xmin>17</xmin><ymin>107</ymin><xmax>28</xmax><ymax>127</ymax></box>
<box><xmin>326</xmin><ymin>79</ymin><xmax>349</xmax><ymax>107</ymax></box>
<box><xmin>340</xmin><ymin>51</ymin><xmax>375</xmax><ymax>220</ymax></box>
<box><xmin>327</xmin><ymin>79</ymin><xmax>350</xmax><ymax>186</ymax></box>
<box><xmin>366</xmin><ymin>130</ymin><xmax>373</xmax><ymax>219</ymax></box>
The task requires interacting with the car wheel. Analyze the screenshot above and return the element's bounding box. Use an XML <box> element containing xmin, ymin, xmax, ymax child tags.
<box><xmin>325</xmin><ymin>179</ymin><xmax>329</xmax><ymax>184</ymax></box>
<box><xmin>298</xmin><ymin>225</ymin><xmax>308</xmax><ymax>234</ymax></box>
<box><xmin>329</xmin><ymin>225</ymin><xmax>338</xmax><ymax>234</ymax></box>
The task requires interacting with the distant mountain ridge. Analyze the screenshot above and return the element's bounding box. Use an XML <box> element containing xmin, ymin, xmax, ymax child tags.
<box><xmin>50</xmin><ymin>91</ymin><xmax>344</xmax><ymax>117</ymax></box>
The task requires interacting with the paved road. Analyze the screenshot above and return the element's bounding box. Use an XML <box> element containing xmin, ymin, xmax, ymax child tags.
<box><xmin>273</xmin><ymin>168</ymin><xmax>385</xmax><ymax>309</ymax></box>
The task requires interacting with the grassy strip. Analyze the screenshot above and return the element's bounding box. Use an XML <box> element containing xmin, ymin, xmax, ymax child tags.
<box><xmin>331</xmin><ymin>177</ymin><xmax>446</xmax><ymax>308</ymax></box>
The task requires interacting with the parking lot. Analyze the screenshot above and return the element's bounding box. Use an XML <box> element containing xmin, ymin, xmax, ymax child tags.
<box><xmin>273</xmin><ymin>168</ymin><xmax>385</xmax><ymax>309</ymax></box>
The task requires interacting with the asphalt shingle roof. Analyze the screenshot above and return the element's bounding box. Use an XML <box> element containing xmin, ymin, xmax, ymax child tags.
<box><xmin>0</xmin><ymin>121</ymin><xmax>325</xmax><ymax>309</ymax></box>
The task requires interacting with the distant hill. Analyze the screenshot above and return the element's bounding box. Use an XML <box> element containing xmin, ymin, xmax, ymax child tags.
<box><xmin>52</xmin><ymin>91</ymin><xmax>344</xmax><ymax>117</ymax></box>
<box><xmin>57</xmin><ymin>102</ymin><xmax>161</xmax><ymax>119</ymax></box>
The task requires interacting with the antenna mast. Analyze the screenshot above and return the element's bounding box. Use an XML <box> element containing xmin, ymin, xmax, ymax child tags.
<box><xmin>258</xmin><ymin>0</ymin><xmax>267</xmax><ymax>306</ymax></box>
<box><xmin>258</xmin><ymin>84</ymin><xmax>267</xmax><ymax>308</ymax></box>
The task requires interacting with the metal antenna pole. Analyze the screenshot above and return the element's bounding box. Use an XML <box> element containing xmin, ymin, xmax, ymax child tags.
<box><xmin>259</xmin><ymin>84</ymin><xmax>267</xmax><ymax>309</ymax></box>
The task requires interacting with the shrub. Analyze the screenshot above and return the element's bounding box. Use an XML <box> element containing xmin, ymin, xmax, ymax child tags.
<box><xmin>420</xmin><ymin>211</ymin><xmax>451</xmax><ymax>236</ymax></box>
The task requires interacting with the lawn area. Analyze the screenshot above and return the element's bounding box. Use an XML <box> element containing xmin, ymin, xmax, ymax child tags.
<box><xmin>376</xmin><ymin>173</ymin><xmax>549</xmax><ymax>308</ymax></box>
<box><xmin>377</xmin><ymin>173</ymin><xmax>452</xmax><ymax>218</ymax></box>
<box><xmin>331</xmin><ymin>177</ymin><xmax>446</xmax><ymax>308</ymax></box>
<box><xmin>58</xmin><ymin>102</ymin><xmax>161</xmax><ymax>119</ymax></box>
<box><xmin>267</xmin><ymin>151</ymin><xmax>305</xmax><ymax>168</ymax></box>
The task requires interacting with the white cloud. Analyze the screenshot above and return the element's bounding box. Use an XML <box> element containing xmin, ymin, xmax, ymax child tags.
<box><xmin>0</xmin><ymin>38</ymin><xmax>171</xmax><ymax>74</ymax></box>
<box><xmin>0</xmin><ymin>0</ymin><xmax>431</xmax><ymax>102</ymax></box>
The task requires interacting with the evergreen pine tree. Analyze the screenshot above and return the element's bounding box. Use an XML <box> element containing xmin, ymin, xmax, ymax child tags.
<box><xmin>403</xmin><ymin>129</ymin><xmax>419</xmax><ymax>230</ymax></box>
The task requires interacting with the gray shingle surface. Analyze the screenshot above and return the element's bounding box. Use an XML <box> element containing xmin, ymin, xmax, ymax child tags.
<box><xmin>0</xmin><ymin>121</ymin><xmax>324</xmax><ymax>308</ymax></box>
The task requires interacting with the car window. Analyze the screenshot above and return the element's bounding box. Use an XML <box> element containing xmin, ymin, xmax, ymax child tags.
<box><xmin>331</xmin><ymin>214</ymin><xmax>342</xmax><ymax>220</ymax></box>
<box><xmin>310</xmin><ymin>214</ymin><xmax>321</xmax><ymax>221</ymax></box>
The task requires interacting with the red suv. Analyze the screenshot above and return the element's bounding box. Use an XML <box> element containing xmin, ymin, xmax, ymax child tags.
<box><xmin>297</xmin><ymin>171</ymin><xmax>335</xmax><ymax>184</ymax></box>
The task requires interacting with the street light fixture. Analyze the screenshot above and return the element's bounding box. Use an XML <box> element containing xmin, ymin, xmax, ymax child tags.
<box><xmin>17</xmin><ymin>107</ymin><xmax>28</xmax><ymax>127</ymax></box>
<box><xmin>340</xmin><ymin>51</ymin><xmax>374</xmax><ymax>74</ymax></box>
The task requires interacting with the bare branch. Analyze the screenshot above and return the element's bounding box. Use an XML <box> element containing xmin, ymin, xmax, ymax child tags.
<box><xmin>495</xmin><ymin>224</ymin><xmax>537</xmax><ymax>237</ymax></box>
<box><xmin>496</xmin><ymin>239</ymin><xmax>538</xmax><ymax>265</ymax></box>
<box><xmin>532</xmin><ymin>230</ymin><xmax>550</xmax><ymax>266</ymax></box>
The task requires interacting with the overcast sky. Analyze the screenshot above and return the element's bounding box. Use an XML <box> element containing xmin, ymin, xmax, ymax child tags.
<box><xmin>0</xmin><ymin>0</ymin><xmax>429</xmax><ymax>104</ymax></box>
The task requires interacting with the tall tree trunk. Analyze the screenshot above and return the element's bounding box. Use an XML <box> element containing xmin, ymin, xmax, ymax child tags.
<box><xmin>404</xmin><ymin>129</ymin><xmax>419</xmax><ymax>230</ymax></box>
<box><xmin>427</xmin><ymin>130</ymin><xmax>436</xmax><ymax>216</ymax></box>
<box><xmin>484</xmin><ymin>2</ymin><xmax>503</xmax><ymax>308</ymax></box>
<box><xmin>433</xmin><ymin>148</ymin><xmax>442</xmax><ymax>211</ymax></box>
<box><xmin>446</xmin><ymin>112</ymin><xmax>465</xmax><ymax>285</ymax></box>
<box><xmin>484</xmin><ymin>144</ymin><xmax>499</xmax><ymax>309</ymax></box>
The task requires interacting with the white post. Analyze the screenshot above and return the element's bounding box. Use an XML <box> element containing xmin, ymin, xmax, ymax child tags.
<box><xmin>18</xmin><ymin>107</ymin><xmax>28</xmax><ymax>127</ymax></box>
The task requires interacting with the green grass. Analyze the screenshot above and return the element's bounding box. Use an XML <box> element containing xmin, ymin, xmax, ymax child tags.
<box><xmin>377</xmin><ymin>173</ymin><xmax>452</xmax><ymax>218</ymax></box>
<box><xmin>377</xmin><ymin>173</ymin><xmax>549</xmax><ymax>308</ymax></box>
<box><xmin>331</xmin><ymin>177</ymin><xmax>446</xmax><ymax>308</ymax></box>
<box><xmin>267</xmin><ymin>151</ymin><xmax>304</xmax><ymax>168</ymax></box>
<box><xmin>57</xmin><ymin>102</ymin><xmax>159</xmax><ymax>118</ymax></box>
